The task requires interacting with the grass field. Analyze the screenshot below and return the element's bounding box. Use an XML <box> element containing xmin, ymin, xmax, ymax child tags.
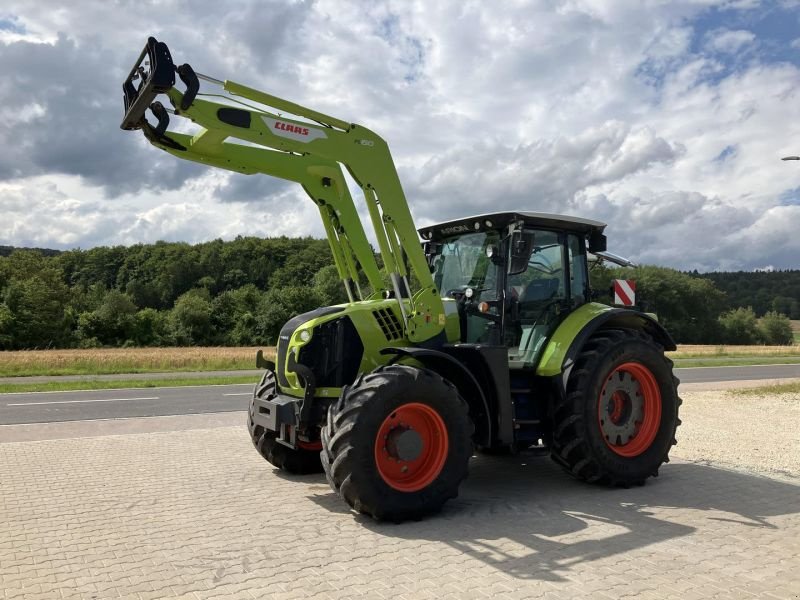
<box><xmin>0</xmin><ymin>347</ymin><xmax>274</xmax><ymax>378</ymax></box>
<box><xmin>670</xmin><ymin>344</ymin><xmax>800</xmax><ymax>357</ymax></box>
<box><xmin>668</xmin><ymin>344</ymin><xmax>800</xmax><ymax>367</ymax></box>
<box><xmin>731</xmin><ymin>381</ymin><xmax>800</xmax><ymax>396</ymax></box>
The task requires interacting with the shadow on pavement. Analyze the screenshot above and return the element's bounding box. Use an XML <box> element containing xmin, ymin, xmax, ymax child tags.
<box><xmin>309</xmin><ymin>455</ymin><xmax>799</xmax><ymax>581</ymax></box>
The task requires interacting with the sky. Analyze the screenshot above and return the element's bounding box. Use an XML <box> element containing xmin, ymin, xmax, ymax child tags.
<box><xmin>0</xmin><ymin>0</ymin><xmax>799</xmax><ymax>272</ymax></box>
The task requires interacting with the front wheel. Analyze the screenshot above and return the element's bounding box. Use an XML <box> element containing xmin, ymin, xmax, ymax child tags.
<box><xmin>321</xmin><ymin>365</ymin><xmax>473</xmax><ymax>522</ymax></box>
<box><xmin>551</xmin><ymin>329</ymin><xmax>682</xmax><ymax>485</ymax></box>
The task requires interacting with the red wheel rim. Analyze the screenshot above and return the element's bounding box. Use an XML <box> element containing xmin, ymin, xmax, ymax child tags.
<box><xmin>297</xmin><ymin>439</ymin><xmax>322</xmax><ymax>451</ymax></box>
<box><xmin>597</xmin><ymin>362</ymin><xmax>662</xmax><ymax>457</ymax></box>
<box><xmin>374</xmin><ymin>402</ymin><xmax>449</xmax><ymax>492</ymax></box>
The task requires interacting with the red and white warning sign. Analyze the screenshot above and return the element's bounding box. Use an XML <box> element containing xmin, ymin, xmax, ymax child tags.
<box><xmin>613</xmin><ymin>279</ymin><xmax>636</xmax><ymax>306</ymax></box>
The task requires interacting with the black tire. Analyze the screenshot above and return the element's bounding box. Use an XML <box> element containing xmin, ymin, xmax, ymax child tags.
<box><xmin>247</xmin><ymin>370</ymin><xmax>323</xmax><ymax>475</ymax></box>
<box><xmin>551</xmin><ymin>328</ymin><xmax>682</xmax><ymax>485</ymax></box>
<box><xmin>321</xmin><ymin>365</ymin><xmax>473</xmax><ymax>522</ymax></box>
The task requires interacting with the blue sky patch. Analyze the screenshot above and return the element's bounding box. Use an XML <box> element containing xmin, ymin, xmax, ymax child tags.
<box><xmin>778</xmin><ymin>186</ymin><xmax>800</xmax><ymax>205</ymax></box>
<box><xmin>714</xmin><ymin>144</ymin><xmax>738</xmax><ymax>163</ymax></box>
<box><xmin>689</xmin><ymin>2</ymin><xmax>800</xmax><ymax>65</ymax></box>
<box><xmin>0</xmin><ymin>16</ymin><xmax>25</xmax><ymax>34</ymax></box>
<box><xmin>376</xmin><ymin>13</ymin><xmax>425</xmax><ymax>83</ymax></box>
<box><xmin>638</xmin><ymin>2</ymin><xmax>800</xmax><ymax>89</ymax></box>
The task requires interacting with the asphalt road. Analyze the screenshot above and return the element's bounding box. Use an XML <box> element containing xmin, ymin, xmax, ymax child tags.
<box><xmin>675</xmin><ymin>363</ymin><xmax>800</xmax><ymax>383</ymax></box>
<box><xmin>0</xmin><ymin>383</ymin><xmax>254</xmax><ymax>426</ymax></box>
<box><xmin>0</xmin><ymin>364</ymin><xmax>798</xmax><ymax>426</ymax></box>
<box><xmin>0</xmin><ymin>370</ymin><xmax>262</xmax><ymax>385</ymax></box>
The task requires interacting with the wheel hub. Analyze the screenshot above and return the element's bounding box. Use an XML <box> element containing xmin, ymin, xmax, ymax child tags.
<box><xmin>385</xmin><ymin>426</ymin><xmax>423</xmax><ymax>462</ymax></box>
<box><xmin>599</xmin><ymin>371</ymin><xmax>643</xmax><ymax>445</ymax></box>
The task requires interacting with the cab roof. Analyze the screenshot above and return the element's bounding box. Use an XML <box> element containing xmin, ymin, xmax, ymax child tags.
<box><xmin>418</xmin><ymin>211</ymin><xmax>606</xmax><ymax>241</ymax></box>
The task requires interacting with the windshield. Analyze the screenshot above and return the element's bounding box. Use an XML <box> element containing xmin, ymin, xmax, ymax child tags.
<box><xmin>431</xmin><ymin>230</ymin><xmax>502</xmax><ymax>344</ymax></box>
<box><xmin>432</xmin><ymin>231</ymin><xmax>501</xmax><ymax>296</ymax></box>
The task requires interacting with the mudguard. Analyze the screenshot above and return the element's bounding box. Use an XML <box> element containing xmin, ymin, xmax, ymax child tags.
<box><xmin>381</xmin><ymin>346</ymin><xmax>498</xmax><ymax>446</ymax></box>
<box><xmin>537</xmin><ymin>302</ymin><xmax>676</xmax><ymax>391</ymax></box>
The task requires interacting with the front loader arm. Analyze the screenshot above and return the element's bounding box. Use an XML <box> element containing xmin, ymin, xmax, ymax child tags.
<box><xmin>121</xmin><ymin>37</ymin><xmax>445</xmax><ymax>343</ymax></box>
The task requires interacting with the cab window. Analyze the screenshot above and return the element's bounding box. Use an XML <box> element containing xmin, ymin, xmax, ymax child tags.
<box><xmin>507</xmin><ymin>230</ymin><xmax>565</xmax><ymax>311</ymax></box>
<box><xmin>568</xmin><ymin>234</ymin><xmax>588</xmax><ymax>308</ymax></box>
<box><xmin>507</xmin><ymin>230</ymin><xmax>566</xmax><ymax>363</ymax></box>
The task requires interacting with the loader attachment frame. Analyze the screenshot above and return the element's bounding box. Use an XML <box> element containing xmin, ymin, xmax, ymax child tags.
<box><xmin>121</xmin><ymin>37</ymin><xmax>176</xmax><ymax>132</ymax></box>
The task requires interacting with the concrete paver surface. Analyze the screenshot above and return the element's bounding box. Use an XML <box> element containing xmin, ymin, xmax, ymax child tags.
<box><xmin>2</xmin><ymin>412</ymin><xmax>798</xmax><ymax>600</ymax></box>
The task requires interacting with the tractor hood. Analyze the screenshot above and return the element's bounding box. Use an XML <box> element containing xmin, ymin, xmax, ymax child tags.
<box><xmin>275</xmin><ymin>300</ymin><xmax>411</xmax><ymax>398</ymax></box>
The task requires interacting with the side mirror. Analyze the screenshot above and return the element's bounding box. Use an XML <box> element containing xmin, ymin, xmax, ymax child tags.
<box><xmin>509</xmin><ymin>230</ymin><xmax>535</xmax><ymax>275</ymax></box>
<box><xmin>588</xmin><ymin>231</ymin><xmax>607</xmax><ymax>253</ymax></box>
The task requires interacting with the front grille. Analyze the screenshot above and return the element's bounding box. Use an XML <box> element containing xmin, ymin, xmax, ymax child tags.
<box><xmin>275</xmin><ymin>305</ymin><xmax>345</xmax><ymax>388</ymax></box>
<box><xmin>373</xmin><ymin>308</ymin><xmax>403</xmax><ymax>341</ymax></box>
<box><xmin>298</xmin><ymin>316</ymin><xmax>363</xmax><ymax>387</ymax></box>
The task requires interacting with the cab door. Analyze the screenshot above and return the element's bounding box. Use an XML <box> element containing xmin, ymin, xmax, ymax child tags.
<box><xmin>505</xmin><ymin>229</ymin><xmax>569</xmax><ymax>368</ymax></box>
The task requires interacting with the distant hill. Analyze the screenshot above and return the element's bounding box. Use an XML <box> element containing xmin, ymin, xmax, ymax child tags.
<box><xmin>691</xmin><ymin>270</ymin><xmax>800</xmax><ymax>318</ymax></box>
<box><xmin>0</xmin><ymin>245</ymin><xmax>62</xmax><ymax>258</ymax></box>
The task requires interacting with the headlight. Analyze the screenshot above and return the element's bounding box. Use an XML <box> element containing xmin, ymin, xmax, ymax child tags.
<box><xmin>298</xmin><ymin>329</ymin><xmax>311</xmax><ymax>342</ymax></box>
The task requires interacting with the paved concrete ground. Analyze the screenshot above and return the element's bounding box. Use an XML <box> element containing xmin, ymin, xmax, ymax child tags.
<box><xmin>2</xmin><ymin>411</ymin><xmax>799</xmax><ymax>600</ymax></box>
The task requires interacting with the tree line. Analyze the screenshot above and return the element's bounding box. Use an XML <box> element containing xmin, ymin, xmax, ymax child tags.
<box><xmin>0</xmin><ymin>238</ymin><xmax>796</xmax><ymax>349</ymax></box>
<box><xmin>691</xmin><ymin>270</ymin><xmax>800</xmax><ymax>319</ymax></box>
<box><xmin>590</xmin><ymin>265</ymin><xmax>795</xmax><ymax>345</ymax></box>
<box><xmin>0</xmin><ymin>237</ymin><xmax>348</xmax><ymax>350</ymax></box>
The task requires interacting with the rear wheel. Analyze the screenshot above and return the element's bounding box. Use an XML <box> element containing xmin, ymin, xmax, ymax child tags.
<box><xmin>321</xmin><ymin>365</ymin><xmax>473</xmax><ymax>521</ymax></box>
<box><xmin>247</xmin><ymin>370</ymin><xmax>323</xmax><ymax>475</ymax></box>
<box><xmin>551</xmin><ymin>329</ymin><xmax>681</xmax><ymax>485</ymax></box>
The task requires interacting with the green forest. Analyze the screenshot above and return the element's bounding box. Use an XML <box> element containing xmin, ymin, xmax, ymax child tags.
<box><xmin>589</xmin><ymin>265</ymin><xmax>797</xmax><ymax>345</ymax></box>
<box><xmin>0</xmin><ymin>238</ymin><xmax>797</xmax><ymax>349</ymax></box>
<box><xmin>0</xmin><ymin>238</ymin><xmax>348</xmax><ymax>350</ymax></box>
<box><xmin>692</xmin><ymin>270</ymin><xmax>800</xmax><ymax>319</ymax></box>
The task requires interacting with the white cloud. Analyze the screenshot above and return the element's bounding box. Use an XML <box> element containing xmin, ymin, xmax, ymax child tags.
<box><xmin>0</xmin><ymin>0</ymin><xmax>798</xmax><ymax>271</ymax></box>
<box><xmin>405</xmin><ymin>121</ymin><xmax>682</xmax><ymax>225</ymax></box>
<box><xmin>704</xmin><ymin>28</ymin><xmax>757</xmax><ymax>54</ymax></box>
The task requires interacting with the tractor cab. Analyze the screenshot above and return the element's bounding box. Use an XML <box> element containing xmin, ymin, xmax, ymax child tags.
<box><xmin>420</xmin><ymin>212</ymin><xmax>607</xmax><ymax>369</ymax></box>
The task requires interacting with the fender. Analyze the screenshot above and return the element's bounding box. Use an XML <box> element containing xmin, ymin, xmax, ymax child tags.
<box><xmin>537</xmin><ymin>302</ymin><xmax>676</xmax><ymax>392</ymax></box>
<box><xmin>381</xmin><ymin>347</ymin><xmax>495</xmax><ymax>446</ymax></box>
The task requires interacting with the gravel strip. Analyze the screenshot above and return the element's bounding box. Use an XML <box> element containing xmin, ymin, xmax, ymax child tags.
<box><xmin>674</xmin><ymin>389</ymin><xmax>800</xmax><ymax>480</ymax></box>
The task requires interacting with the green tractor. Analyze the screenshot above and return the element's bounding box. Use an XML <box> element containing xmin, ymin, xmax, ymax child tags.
<box><xmin>122</xmin><ymin>38</ymin><xmax>681</xmax><ymax>522</ymax></box>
